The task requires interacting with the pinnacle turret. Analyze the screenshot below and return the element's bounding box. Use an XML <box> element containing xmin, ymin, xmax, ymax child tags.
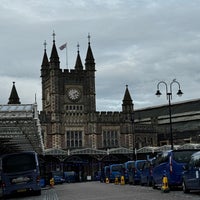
<box><xmin>75</xmin><ymin>43</ymin><xmax>83</xmax><ymax>70</ymax></box>
<box><xmin>85</xmin><ymin>34</ymin><xmax>95</xmax><ymax>70</ymax></box>
<box><xmin>8</xmin><ymin>82</ymin><xmax>21</xmax><ymax>104</ymax></box>
<box><xmin>41</xmin><ymin>40</ymin><xmax>49</xmax><ymax>67</ymax></box>
<box><xmin>49</xmin><ymin>31</ymin><xmax>60</xmax><ymax>67</ymax></box>
<box><xmin>122</xmin><ymin>85</ymin><xmax>133</xmax><ymax>113</ymax></box>
<box><xmin>41</xmin><ymin>41</ymin><xmax>49</xmax><ymax>78</ymax></box>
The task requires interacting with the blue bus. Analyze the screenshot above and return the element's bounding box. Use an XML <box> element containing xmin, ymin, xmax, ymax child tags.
<box><xmin>0</xmin><ymin>151</ymin><xmax>41</xmax><ymax>197</ymax></box>
<box><xmin>182</xmin><ymin>151</ymin><xmax>200</xmax><ymax>193</ymax></box>
<box><xmin>152</xmin><ymin>149</ymin><xmax>199</xmax><ymax>189</ymax></box>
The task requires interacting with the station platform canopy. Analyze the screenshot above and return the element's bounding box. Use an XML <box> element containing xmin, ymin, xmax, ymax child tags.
<box><xmin>44</xmin><ymin>148</ymin><xmax>68</xmax><ymax>155</ymax></box>
<box><xmin>0</xmin><ymin>104</ymin><xmax>44</xmax><ymax>155</ymax></box>
<box><xmin>108</xmin><ymin>147</ymin><xmax>133</xmax><ymax>154</ymax></box>
<box><xmin>136</xmin><ymin>146</ymin><xmax>157</xmax><ymax>154</ymax></box>
<box><xmin>178</xmin><ymin>143</ymin><xmax>200</xmax><ymax>149</ymax></box>
<box><xmin>70</xmin><ymin>148</ymin><xmax>107</xmax><ymax>155</ymax></box>
<box><xmin>43</xmin><ymin>143</ymin><xmax>200</xmax><ymax>157</ymax></box>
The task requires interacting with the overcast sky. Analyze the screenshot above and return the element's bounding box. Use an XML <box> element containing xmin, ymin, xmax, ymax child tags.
<box><xmin>0</xmin><ymin>0</ymin><xmax>200</xmax><ymax>111</ymax></box>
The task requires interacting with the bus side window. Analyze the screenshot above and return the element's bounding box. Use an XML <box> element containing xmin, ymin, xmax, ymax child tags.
<box><xmin>154</xmin><ymin>155</ymin><xmax>161</xmax><ymax>166</ymax></box>
<box><xmin>154</xmin><ymin>152</ymin><xmax>169</xmax><ymax>166</ymax></box>
<box><xmin>194</xmin><ymin>157</ymin><xmax>200</xmax><ymax>168</ymax></box>
<box><xmin>157</xmin><ymin>154</ymin><xmax>164</xmax><ymax>165</ymax></box>
<box><xmin>161</xmin><ymin>154</ymin><xmax>169</xmax><ymax>163</ymax></box>
<box><xmin>196</xmin><ymin>158</ymin><xmax>200</xmax><ymax>167</ymax></box>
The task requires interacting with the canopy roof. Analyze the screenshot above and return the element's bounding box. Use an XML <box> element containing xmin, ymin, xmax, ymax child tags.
<box><xmin>178</xmin><ymin>143</ymin><xmax>200</xmax><ymax>149</ymax></box>
<box><xmin>44</xmin><ymin>148</ymin><xmax>68</xmax><ymax>155</ymax></box>
<box><xmin>0</xmin><ymin>104</ymin><xmax>44</xmax><ymax>154</ymax></box>
<box><xmin>44</xmin><ymin>144</ymin><xmax>200</xmax><ymax>156</ymax></box>
<box><xmin>108</xmin><ymin>147</ymin><xmax>133</xmax><ymax>154</ymax></box>
<box><xmin>70</xmin><ymin>148</ymin><xmax>106</xmax><ymax>155</ymax></box>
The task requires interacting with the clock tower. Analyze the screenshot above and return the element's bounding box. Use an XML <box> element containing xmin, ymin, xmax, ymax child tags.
<box><xmin>40</xmin><ymin>33</ymin><xmax>96</xmax><ymax>149</ymax></box>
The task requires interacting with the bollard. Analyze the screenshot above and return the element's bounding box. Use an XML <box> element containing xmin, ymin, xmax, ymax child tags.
<box><xmin>115</xmin><ymin>177</ymin><xmax>119</xmax><ymax>185</ymax></box>
<box><xmin>161</xmin><ymin>175</ymin><xmax>169</xmax><ymax>193</ymax></box>
<box><xmin>106</xmin><ymin>177</ymin><xmax>109</xmax><ymax>184</ymax></box>
<box><xmin>120</xmin><ymin>176</ymin><xmax>125</xmax><ymax>185</ymax></box>
<box><xmin>50</xmin><ymin>178</ymin><xmax>54</xmax><ymax>188</ymax></box>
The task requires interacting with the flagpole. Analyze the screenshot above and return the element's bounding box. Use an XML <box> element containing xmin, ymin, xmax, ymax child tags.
<box><xmin>66</xmin><ymin>43</ymin><xmax>68</xmax><ymax>69</ymax></box>
<box><xmin>59</xmin><ymin>42</ymin><xmax>68</xmax><ymax>69</ymax></box>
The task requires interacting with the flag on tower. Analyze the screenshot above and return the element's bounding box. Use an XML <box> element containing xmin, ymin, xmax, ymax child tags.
<box><xmin>59</xmin><ymin>43</ymin><xmax>67</xmax><ymax>50</ymax></box>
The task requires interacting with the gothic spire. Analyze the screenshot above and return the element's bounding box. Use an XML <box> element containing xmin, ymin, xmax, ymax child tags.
<box><xmin>85</xmin><ymin>33</ymin><xmax>95</xmax><ymax>70</ymax></box>
<box><xmin>123</xmin><ymin>85</ymin><xmax>132</xmax><ymax>102</ymax></box>
<box><xmin>122</xmin><ymin>85</ymin><xmax>133</xmax><ymax>113</ymax></box>
<box><xmin>50</xmin><ymin>31</ymin><xmax>60</xmax><ymax>66</ymax></box>
<box><xmin>75</xmin><ymin>43</ymin><xmax>83</xmax><ymax>70</ymax></box>
<box><xmin>41</xmin><ymin>40</ymin><xmax>49</xmax><ymax>68</ymax></box>
<box><xmin>8</xmin><ymin>82</ymin><xmax>21</xmax><ymax>104</ymax></box>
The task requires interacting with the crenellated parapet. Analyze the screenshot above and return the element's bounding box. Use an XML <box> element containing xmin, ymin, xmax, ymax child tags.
<box><xmin>95</xmin><ymin>111</ymin><xmax>122</xmax><ymax>122</ymax></box>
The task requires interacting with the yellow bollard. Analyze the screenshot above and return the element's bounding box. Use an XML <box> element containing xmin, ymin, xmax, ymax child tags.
<box><xmin>50</xmin><ymin>178</ymin><xmax>54</xmax><ymax>188</ymax></box>
<box><xmin>120</xmin><ymin>176</ymin><xmax>125</xmax><ymax>185</ymax></box>
<box><xmin>106</xmin><ymin>177</ymin><xmax>109</xmax><ymax>184</ymax></box>
<box><xmin>115</xmin><ymin>177</ymin><xmax>119</xmax><ymax>185</ymax></box>
<box><xmin>161</xmin><ymin>176</ymin><xmax>169</xmax><ymax>193</ymax></box>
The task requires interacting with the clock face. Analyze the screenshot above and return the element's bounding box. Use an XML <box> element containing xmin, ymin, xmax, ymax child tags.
<box><xmin>67</xmin><ymin>88</ymin><xmax>81</xmax><ymax>101</ymax></box>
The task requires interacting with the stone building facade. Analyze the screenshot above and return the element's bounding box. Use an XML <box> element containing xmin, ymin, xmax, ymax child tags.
<box><xmin>39</xmin><ymin>34</ymin><xmax>157</xmax><ymax>152</ymax></box>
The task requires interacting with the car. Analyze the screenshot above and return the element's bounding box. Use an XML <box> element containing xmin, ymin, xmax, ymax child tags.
<box><xmin>182</xmin><ymin>151</ymin><xmax>200</xmax><ymax>193</ymax></box>
<box><xmin>64</xmin><ymin>171</ymin><xmax>77</xmax><ymax>183</ymax></box>
<box><xmin>50</xmin><ymin>171</ymin><xmax>65</xmax><ymax>185</ymax></box>
<box><xmin>53</xmin><ymin>175</ymin><xmax>65</xmax><ymax>184</ymax></box>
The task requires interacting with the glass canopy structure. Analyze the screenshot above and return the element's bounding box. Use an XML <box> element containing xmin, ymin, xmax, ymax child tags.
<box><xmin>0</xmin><ymin>103</ymin><xmax>44</xmax><ymax>154</ymax></box>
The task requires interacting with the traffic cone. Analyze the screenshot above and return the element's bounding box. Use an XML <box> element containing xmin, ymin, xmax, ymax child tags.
<box><xmin>120</xmin><ymin>176</ymin><xmax>125</xmax><ymax>185</ymax></box>
<box><xmin>161</xmin><ymin>175</ymin><xmax>169</xmax><ymax>193</ymax></box>
<box><xmin>115</xmin><ymin>177</ymin><xmax>119</xmax><ymax>185</ymax></box>
<box><xmin>106</xmin><ymin>177</ymin><xmax>109</xmax><ymax>184</ymax></box>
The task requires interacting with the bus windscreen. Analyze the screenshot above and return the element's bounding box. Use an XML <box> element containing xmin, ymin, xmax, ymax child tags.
<box><xmin>2</xmin><ymin>153</ymin><xmax>36</xmax><ymax>173</ymax></box>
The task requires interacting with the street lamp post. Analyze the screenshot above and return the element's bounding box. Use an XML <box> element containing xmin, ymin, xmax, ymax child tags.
<box><xmin>155</xmin><ymin>79</ymin><xmax>183</xmax><ymax>150</ymax></box>
<box><xmin>131</xmin><ymin>113</ymin><xmax>135</xmax><ymax>160</ymax></box>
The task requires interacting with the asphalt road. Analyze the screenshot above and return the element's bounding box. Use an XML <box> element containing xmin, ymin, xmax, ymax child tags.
<box><xmin>55</xmin><ymin>181</ymin><xmax>200</xmax><ymax>200</ymax></box>
<box><xmin>5</xmin><ymin>182</ymin><xmax>200</xmax><ymax>200</ymax></box>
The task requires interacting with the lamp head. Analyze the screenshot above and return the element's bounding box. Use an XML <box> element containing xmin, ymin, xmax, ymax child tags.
<box><xmin>177</xmin><ymin>89</ymin><xmax>183</xmax><ymax>97</ymax></box>
<box><xmin>155</xmin><ymin>90</ymin><xmax>162</xmax><ymax>97</ymax></box>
